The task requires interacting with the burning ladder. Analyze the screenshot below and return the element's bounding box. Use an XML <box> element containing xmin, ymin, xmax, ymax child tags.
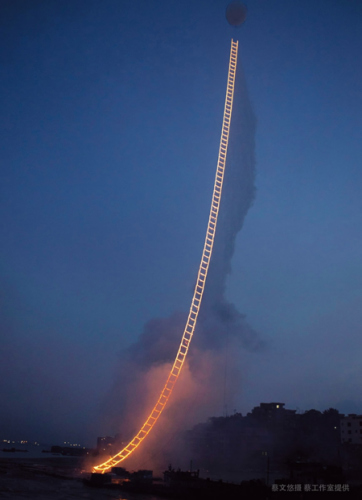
<box><xmin>93</xmin><ymin>39</ymin><xmax>239</xmax><ymax>472</ymax></box>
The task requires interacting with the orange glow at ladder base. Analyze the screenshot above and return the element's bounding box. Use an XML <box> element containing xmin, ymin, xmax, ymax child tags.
<box><xmin>93</xmin><ymin>39</ymin><xmax>239</xmax><ymax>473</ymax></box>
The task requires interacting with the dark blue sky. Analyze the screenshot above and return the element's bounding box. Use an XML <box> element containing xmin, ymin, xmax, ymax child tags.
<box><xmin>1</xmin><ymin>0</ymin><xmax>362</xmax><ymax>445</ymax></box>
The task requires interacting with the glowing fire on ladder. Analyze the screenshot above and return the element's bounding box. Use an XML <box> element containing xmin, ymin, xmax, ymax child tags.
<box><xmin>93</xmin><ymin>39</ymin><xmax>239</xmax><ymax>473</ymax></box>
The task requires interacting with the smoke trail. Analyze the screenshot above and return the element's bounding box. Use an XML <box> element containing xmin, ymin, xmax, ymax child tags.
<box><xmin>97</xmin><ymin>53</ymin><xmax>263</xmax><ymax>469</ymax></box>
<box><xmin>195</xmin><ymin>58</ymin><xmax>262</xmax><ymax>352</ymax></box>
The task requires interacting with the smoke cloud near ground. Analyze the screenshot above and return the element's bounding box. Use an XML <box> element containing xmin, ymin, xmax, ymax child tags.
<box><xmin>98</xmin><ymin>54</ymin><xmax>264</xmax><ymax>471</ymax></box>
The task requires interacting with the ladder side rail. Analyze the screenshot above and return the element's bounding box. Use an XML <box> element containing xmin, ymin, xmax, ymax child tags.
<box><xmin>93</xmin><ymin>38</ymin><xmax>239</xmax><ymax>473</ymax></box>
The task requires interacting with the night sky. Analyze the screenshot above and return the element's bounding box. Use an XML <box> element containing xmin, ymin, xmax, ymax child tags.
<box><xmin>1</xmin><ymin>0</ymin><xmax>362</xmax><ymax>447</ymax></box>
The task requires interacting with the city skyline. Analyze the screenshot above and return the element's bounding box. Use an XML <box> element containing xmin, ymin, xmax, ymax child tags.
<box><xmin>1</xmin><ymin>398</ymin><xmax>360</xmax><ymax>450</ymax></box>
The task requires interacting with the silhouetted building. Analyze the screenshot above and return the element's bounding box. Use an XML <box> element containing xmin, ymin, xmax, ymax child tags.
<box><xmin>340</xmin><ymin>414</ymin><xmax>362</xmax><ymax>444</ymax></box>
<box><xmin>247</xmin><ymin>402</ymin><xmax>296</xmax><ymax>429</ymax></box>
<box><xmin>97</xmin><ymin>434</ymin><xmax>122</xmax><ymax>452</ymax></box>
<box><xmin>97</xmin><ymin>436</ymin><xmax>114</xmax><ymax>451</ymax></box>
<box><xmin>185</xmin><ymin>403</ymin><xmax>349</xmax><ymax>481</ymax></box>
